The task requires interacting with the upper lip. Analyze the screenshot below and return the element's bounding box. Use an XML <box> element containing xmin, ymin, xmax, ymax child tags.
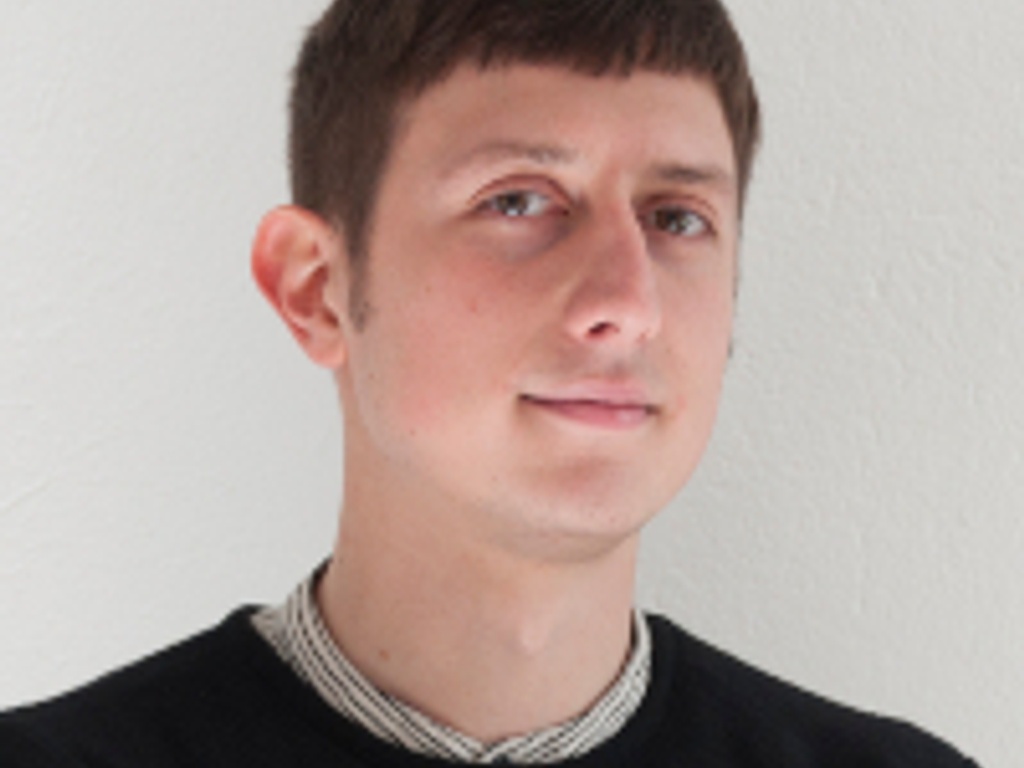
<box><xmin>521</xmin><ymin>381</ymin><xmax>657</xmax><ymax>411</ymax></box>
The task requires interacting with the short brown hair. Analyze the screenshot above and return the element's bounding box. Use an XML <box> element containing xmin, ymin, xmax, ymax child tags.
<box><xmin>290</xmin><ymin>0</ymin><xmax>761</xmax><ymax>295</ymax></box>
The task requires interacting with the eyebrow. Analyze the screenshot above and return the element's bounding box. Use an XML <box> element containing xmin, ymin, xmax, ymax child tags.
<box><xmin>653</xmin><ymin>163</ymin><xmax>736</xmax><ymax>194</ymax></box>
<box><xmin>440</xmin><ymin>139</ymin><xmax>736</xmax><ymax>194</ymax></box>
<box><xmin>441</xmin><ymin>140</ymin><xmax>580</xmax><ymax>180</ymax></box>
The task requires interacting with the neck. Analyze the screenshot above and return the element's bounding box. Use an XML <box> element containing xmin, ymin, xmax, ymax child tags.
<box><xmin>317</xmin><ymin>491</ymin><xmax>639</xmax><ymax>743</ymax></box>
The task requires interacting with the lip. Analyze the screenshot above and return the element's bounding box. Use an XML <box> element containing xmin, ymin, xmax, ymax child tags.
<box><xmin>521</xmin><ymin>382</ymin><xmax>657</xmax><ymax>430</ymax></box>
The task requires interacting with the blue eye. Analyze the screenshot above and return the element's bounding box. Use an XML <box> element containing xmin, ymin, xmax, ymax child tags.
<box><xmin>485</xmin><ymin>190</ymin><xmax>554</xmax><ymax>218</ymax></box>
<box><xmin>650</xmin><ymin>207</ymin><xmax>710</xmax><ymax>237</ymax></box>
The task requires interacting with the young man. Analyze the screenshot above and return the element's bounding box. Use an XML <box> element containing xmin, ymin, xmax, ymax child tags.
<box><xmin>0</xmin><ymin>1</ymin><xmax>977</xmax><ymax>765</ymax></box>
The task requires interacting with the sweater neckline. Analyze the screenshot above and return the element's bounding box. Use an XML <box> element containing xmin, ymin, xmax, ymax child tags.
<box><xmin>221</xmin><ymin>606</ymin><xmax>678</xmax><ymax>768</ymax></box>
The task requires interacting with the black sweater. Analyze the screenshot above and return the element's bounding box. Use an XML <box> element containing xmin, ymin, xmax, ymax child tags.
<box><xmin>0</xmin><ymin>609</ymin><xmax>976</xmax><ymax>767</ymax></box>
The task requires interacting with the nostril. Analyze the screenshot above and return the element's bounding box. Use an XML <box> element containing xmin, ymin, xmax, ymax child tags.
<box><xmin>586</xmin><ymin>320</ymin><xmax>620</xmax><ymax>338</ymax></box>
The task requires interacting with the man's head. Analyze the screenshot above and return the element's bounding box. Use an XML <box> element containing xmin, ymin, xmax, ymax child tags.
<box><xmin>253</xmin><ymin>0</ymin><xmax>759</xmax><ymax>560</ymax></box>
<box><xmin>289</xmin><ymin>0</ymin><xmax>760</xmax><ymax>322</ymax></box>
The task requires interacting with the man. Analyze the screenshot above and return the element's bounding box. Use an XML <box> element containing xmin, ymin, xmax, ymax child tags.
<box><xmin>0</xmin><ymin>1</ymin><xmax>977</xmax><ymax>765</ymax></box>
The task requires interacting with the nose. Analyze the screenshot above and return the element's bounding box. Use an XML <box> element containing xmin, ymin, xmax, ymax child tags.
<box><xmin>562</xmin><ymin>206</ymin><xmax>662</xmax><ymax>347</ymax></box>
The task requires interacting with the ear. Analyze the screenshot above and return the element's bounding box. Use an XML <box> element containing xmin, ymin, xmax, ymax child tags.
<box><xmin>251</xmin><ymin>206</ymin><xmax>351</xmax><ymax>369</ymax></box>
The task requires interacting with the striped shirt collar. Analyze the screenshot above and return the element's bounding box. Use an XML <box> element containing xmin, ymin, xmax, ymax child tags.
<box><xmin>252</xmin><ymin>567</ymin><xmax>651</xmax><ymax>764</ymax></box>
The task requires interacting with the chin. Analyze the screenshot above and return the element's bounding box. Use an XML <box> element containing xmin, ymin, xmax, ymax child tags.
<box><xmin>494</xmin><ymin>523</ymin><xmax>643</xmax><ymax>566</ymax></box>
<box><xmin>485</xmin><ymin>489</ymin><xmax>661</xmax><ymax>565</ymax></box>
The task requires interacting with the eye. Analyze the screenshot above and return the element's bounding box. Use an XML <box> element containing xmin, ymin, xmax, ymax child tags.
<box><xmin>648</xmin><ymin>206</ymin><xmax>712</xmax><ymax>238</ymax></box>
<box><xmin>483</xmin><ymin>190</ymin><xmax>557</xmax><ymax>219</ymax></box>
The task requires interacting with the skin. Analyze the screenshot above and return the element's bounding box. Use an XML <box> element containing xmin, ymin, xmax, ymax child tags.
<box><xmin>252</xmin><ymin>63</ymin><xmax>739</xmax><ymax>742</ymax></box>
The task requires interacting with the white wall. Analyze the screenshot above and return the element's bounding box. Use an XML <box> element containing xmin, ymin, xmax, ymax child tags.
<box><xmin>1</xmin><ymin>2</ymin><xmax>1019</xmax><ymax>765</ymax></box>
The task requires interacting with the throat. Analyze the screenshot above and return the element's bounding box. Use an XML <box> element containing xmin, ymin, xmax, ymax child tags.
<box><xmin>316</xmin><ymin>532</ymin><xmax>640</xmax><ymax>743</ymax></box>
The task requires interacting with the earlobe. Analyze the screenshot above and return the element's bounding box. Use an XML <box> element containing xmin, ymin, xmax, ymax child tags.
<box><xmin>251</xmin><ymin>206</ymin><xmax>350</xmax><ymax>369</ymax></box>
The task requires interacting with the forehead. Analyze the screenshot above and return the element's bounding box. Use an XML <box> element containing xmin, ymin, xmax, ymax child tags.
<box><xmin>392</xmin><ymin>64</ymin><xmax>736</xmax><ymax>187</ymax></box>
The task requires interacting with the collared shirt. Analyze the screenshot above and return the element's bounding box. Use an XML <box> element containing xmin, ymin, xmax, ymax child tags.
<box><xmin>251</xmin><ymin>569</ymin><xmax>651</xmax><ymax>764</ymax></box>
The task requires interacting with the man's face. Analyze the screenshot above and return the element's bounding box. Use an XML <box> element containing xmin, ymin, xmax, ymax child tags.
<box><xmin>335</xmin><ymin>64</ymin><xmax>738</xmax><ymax>557</ymax></box>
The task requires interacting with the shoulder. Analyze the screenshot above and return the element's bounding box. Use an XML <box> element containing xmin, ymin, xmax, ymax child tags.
<box><xmin>0</xmin><ymin>608</ymin><xmax>288</xmax><ymax>766</ymax></box>
<box><xmin>643</xmin><ymin>614</ymin><xmax>976</xmax><ymax>768</ymax></box>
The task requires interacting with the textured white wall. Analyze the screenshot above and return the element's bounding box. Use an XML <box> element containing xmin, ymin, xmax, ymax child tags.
<box><xmin>1</xmin><ymin>2</ymin><xmax>1019</xmax><ymax>765</ymax></box>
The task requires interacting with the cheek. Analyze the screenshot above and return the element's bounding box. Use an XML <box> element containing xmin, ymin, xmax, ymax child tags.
<box><xmin>670</xmin><ymin>270</ymin><xmax>734</xmax><ymax>349</ymax></box>
<box><xmin>701</xmin><ymin>290</ymin><xmax>736</xmax><ymax>357</ymax></box>
<box><xmin>365</xmin><ymin>280</ymin><xmax>503</xmax><ymax>430</ymax></box>
<box><xmin>660</xmin><ymin>281</ymin><xmax>734</xmax><ymax>413</ymax></box>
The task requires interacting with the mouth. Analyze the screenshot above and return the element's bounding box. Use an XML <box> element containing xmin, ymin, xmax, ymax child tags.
<box><xmin>520</xmin><ymin>394</ymin><xmax>657</xmax><ymax>430</ymax></box>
